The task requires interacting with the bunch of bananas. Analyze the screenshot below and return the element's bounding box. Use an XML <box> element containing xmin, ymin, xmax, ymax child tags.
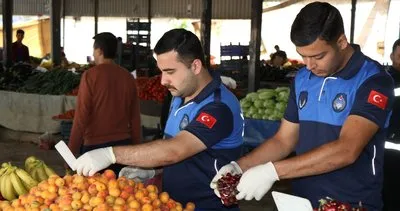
<box><xmin>24</xmin><ymin>156</ymin><xmax>57</xmax><ymax>183</ymax></box>
<box><xmin>0</xmin><ymin>163</ymin><xmax>38</xmax><ymax>201</ymax></box>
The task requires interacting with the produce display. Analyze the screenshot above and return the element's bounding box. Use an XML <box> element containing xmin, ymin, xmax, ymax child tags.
<box><xmin>314</xmin><ymin>197</ymin><xmax>367</xmax><ymax>211</ymax></box>
<box><xmin>25</xmin><ymin>156</ymin><xmax>57</xmax><ymax>183</ymax></box>
<box><xmin>0</xmin><ymin>63</ymin><xmax>86</xmax><ymax>96</ymax></box>
<box><xmin>0</xmin><ymin>64</ymin><xmax>39</xmax><ymax>91</ymax></box>
<box><xmin>240</xmin><ymin>87</ymin><xmax>290</xmax><ymax>120</ymax></box>
<box><xmin>137</xmin><ymin>75</ymin><xmax>168</xmax><ymax>103</ymax></box>
<box><xmin>18</xmin><ymin>69</ymin><xmax>81</xmax><ymax>95</ymax></box>
<box><xmin>217</xmin><ymin>173</ymin><xmax>241</xmax><ymax>206</ymax></box>
<box><xmin>0</xmin><ymin>168</ymin><xmax>195</xmax><ymax>211</ymax></box>
<box><xmin>52</xmin><ymin>109</ymin><xmax>75</xmax><ymax>120</ymax></box>
<box><xmin>0</xmin><ymin>157</ymin><xmax>57</xmax><ymax>201</ymax></box>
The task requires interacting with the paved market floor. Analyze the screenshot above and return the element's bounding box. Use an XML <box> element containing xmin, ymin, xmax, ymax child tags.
<box><xmin>0</xmin><ymin>138</ymin><xmax>292</xmax><ymax>211</ymax></box>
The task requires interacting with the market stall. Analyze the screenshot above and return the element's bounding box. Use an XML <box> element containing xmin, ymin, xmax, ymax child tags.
<box><xmin>240</xmin><ymin>87</ymin><xmax>289</xmax><ymax>152</ymax></box>
<box><xmin>0</xmin><ymin>90</ymin><xmax>75</xmax><ymax>134</ymax></box>
<box><xmin>0</xmin><ymin>156</ymin><xmax>196</xmax><ymax>210</ymax></box>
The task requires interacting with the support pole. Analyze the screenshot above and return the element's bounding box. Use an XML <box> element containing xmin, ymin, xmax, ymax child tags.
<box><xmin>350</xmin><ymin>0</ymin><xmax>357</xmax><ymax>44</ymax></box>
<box><xmin>201</xmin><ymin>0</ymin><xmax>212</xmax><ymax>69</ymax></box>
<box><xmin>51</xmin><ymin>0</ymin><xmax>62</xmax><ymax>66</ymax></box>
<box><xmin>94</xmin><ymin>0</ymin><xmax>99</xmax><ymax>35</ymax></box>
<box><xmin>2</xmin><ymin>0</ymin><xmax>13</xmax><ymax>68</ymax></box>
<box><xmin>248</xmin><ymin>0</ymin><xmax>262</xmax><ymax>92</ymax></box>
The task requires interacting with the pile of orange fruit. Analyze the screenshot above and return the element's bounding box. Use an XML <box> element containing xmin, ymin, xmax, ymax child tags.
<box><xmin>0</xmin><ymin>169</ymin><xmax>195</xmax><ymax>211</ymax></box>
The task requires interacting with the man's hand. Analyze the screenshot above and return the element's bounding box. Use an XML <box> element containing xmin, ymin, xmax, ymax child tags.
<box><xmin>236</xmin><ymin>162</ymin><xmax>279</xmax><ymax>201</ymax></box>
<box><xmin>75</xmin><ymin>147</ymin><xmax>116</xmax><ymax>176</ymax></box>
<box><xmin>210</xmin><ymin>161</ymin><xmax>243</xmax><ymax>197</ymax></box>
<box><xmin>119</xmin><ymin>166</ymin><xmax>155</xmax><ymax>182</ymax></box>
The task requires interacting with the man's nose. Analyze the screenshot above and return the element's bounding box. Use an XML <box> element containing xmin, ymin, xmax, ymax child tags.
<box><xmin>304</xmin><ymin>57</ymin><xmax>316</xmax><ymax>70</ymax></box>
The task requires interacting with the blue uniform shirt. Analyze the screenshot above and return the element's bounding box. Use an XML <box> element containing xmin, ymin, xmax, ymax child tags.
<box><xmin>163</xmin><ymin>75</ymin><xmax>244</xmax><ymax>211</ymax></box>
<box><xmin>284</xmin><ymin>45</ymin><xmax>394</xmax><ymax>210</ymax></box>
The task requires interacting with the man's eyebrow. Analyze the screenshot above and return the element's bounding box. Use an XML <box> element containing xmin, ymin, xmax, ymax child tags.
<box><xmin>297</xmin><ymin>51</ymin><xmax>326</xmax><ymax>58</ymax></box>
<box><xmin>160</xmin><ymin>68</ymin><xmax>175</xmax><ymax>72</ymax></box>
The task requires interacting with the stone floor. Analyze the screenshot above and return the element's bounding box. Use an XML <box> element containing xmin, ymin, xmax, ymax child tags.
<box><xmin>0</xmin><ymin>130</ymin><xmax>292</xmax><ymax>211</ymax></box>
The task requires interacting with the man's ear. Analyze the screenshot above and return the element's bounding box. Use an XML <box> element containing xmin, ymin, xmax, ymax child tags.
<box><xmin>390</xmin><ymin>52</ymin><xmax>394</xmax><ymax>62</ymax></box>
<box><xmin>337</xmin><ymin>34</ymin><xmax>348</xmax><ymax>50</ymax></box>
<box><xmin>191</xmin><ymin>59</ymin><xmax>202</xmax><ymax>75</ymax></box>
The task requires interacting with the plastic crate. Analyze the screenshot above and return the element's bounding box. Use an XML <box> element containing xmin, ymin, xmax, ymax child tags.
<box><xmin>220</xmin><ymin>44</ymin><xmax>249</xmax><ymax>57</ymax></box>
<box><xmin>127</xmin><ymin>22</ymin><xmax>151</xmax><ymax>31</ymax></box>
<box><xmin>220</xmin><ymin>59</ymin><xmax>248</xmax><ymax>71</ymax></box>
<box><xmin>60</xmin><ymin>120</ymin><xmax>73</xmax><ymax>144</ymax></box>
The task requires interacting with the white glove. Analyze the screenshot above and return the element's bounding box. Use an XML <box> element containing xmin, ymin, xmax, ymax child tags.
<box><xmin>210</xmin><ymin>161</ymin><xmax>243</xmax><ymax>197</ymax></box>
<box><xmin>75</xmin><ymin>147</ymin><xmax>116</xmax><ymax>176</ymax></box>
<box><xmin>236</xmin><ymin>162</ymin><xmax>279</xmax><ymax>201</ymax></box>
<box><xmin>118</xmin><ymin>166</ymin><xmax>155</xmax><ymax>182</ymax></box>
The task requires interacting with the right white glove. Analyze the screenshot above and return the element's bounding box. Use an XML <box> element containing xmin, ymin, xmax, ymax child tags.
<box><xmin>118</xmin><ymin>166</ymin><xmax>155</xmax><ymax>182</ymax></box>
<box><xmin>210</xmin><ymin>161</ymin><xmax>243</xmax><ymax>197</ymax></box>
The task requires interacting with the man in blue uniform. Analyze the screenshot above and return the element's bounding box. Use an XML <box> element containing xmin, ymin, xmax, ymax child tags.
<box><xmin>211</xmin><ymin>2</ymin><xmax>394</xmax><ymax>210</ymax></box>
<box><xmin>73</xmin><ymin>29</ymin><xmax>244</xmax><ymax>211</ymax></box>
<box><xmin>383</xmin><ymin>38</ymin><xmax>400</xmax><ymax>211</ymax></box>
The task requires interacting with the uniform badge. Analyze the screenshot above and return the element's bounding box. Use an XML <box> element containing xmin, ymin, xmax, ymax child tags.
<box><xmin>332</xmin><ymin>93</ymin><xmax>347</xmax><ymax>112</ymax></box>
<box><xmin>179</xmin><ymin>114</ymin><xmax>189</xmax><ymax>130</ymax></box>
<box><xmin>298</xmin><ymin>91</ymin><xmax>308</xmax><ymax>109</ymax></box>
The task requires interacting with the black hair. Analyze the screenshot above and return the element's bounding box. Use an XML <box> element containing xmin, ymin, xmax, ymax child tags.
<box><xmin>290</xmin><ymin>2</ymin><xmax>344</xmax><ymax>47</ymax></box>
<box><xmin>271</xmin><ymin>50</ymin><xmax>287</xmax><ymax>61</ymax></box>
<box><xmin>393</xmin><ymin>39</ymin><xmax>400</xmax><ymax>53</ymax></box>
<box><xmin>16</xmin><ymin>29</ymin><xmax>25</xmax><ymax>35</ymax></box>
<box><xmin>93</xmin><ymin>32</ymin><xmax>117</xmax><ymax>59</ymax></box>
<box><xmin>154</xmin><ymin>28</ymin><xmax>206</xmax><ymax>68</ymax></box>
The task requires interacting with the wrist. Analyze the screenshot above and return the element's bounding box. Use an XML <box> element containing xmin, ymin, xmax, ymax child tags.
<box><xmin>265</xmin><ymin>162</ymin><xmax>279</xmax><ymax>181</ymax></box>
<box><xmin>107</xmin><ymin>147</ymin><xmax>116</xmax><ymax>164</ymax></box>
<box><xmin>236</xmin><ymin>159</ymin><xmax>251</xmax><ymax>172</ymax></box>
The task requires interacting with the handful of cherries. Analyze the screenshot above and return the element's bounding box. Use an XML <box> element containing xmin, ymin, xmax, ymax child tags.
<box><xmin>217</xmin><ymin>173</ymin><xmax>242</xmax><ymax>206</ymax></box>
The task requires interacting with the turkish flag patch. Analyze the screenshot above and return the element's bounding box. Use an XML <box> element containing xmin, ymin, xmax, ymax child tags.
<box><xmin>196</xmin><ymin>112</ymin><xmax>217</xmax><ymax>129</ymax></box>
<box><xmin>367</xmin><ymin>90</ymin><xmax>388</xmax><ymax>110</ymax></box>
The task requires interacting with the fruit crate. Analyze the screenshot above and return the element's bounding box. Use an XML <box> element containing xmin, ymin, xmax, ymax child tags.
<box><xmin>220</xmin><ymin>43</ymin><xmax>249</xmax><ymax>57</ymax></box>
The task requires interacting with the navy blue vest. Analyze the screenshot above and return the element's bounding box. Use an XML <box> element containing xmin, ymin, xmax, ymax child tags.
<box><xmin>163</xmin><ymin>79</ymin><xmax>243</xmax><ymax>210</ymax></box>
<box><xmin>286</xmin><ymin>47</ymin><xmax>393</xmax><ymax>210</ymax></box>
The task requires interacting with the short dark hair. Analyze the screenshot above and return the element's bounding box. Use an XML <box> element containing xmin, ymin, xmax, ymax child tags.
<box><xmin>393</xmin><ymin>39</ymin><xmax>400</xmax><ymax>53</ymax></box>
<box><xmin>16</xmin><ymin>29</ymin><xmax>25</xmax><ymax>35</ymax></box>
<box><xmin>154</xmin><ymin>28</ymin><xmax>206</xmax><ymax>68</ymax></box>
<box><xmin>290</xmin><ymin>2</ymin><xmax>344</xmax><ymax>47</ymax></box>
<box><xmin>93</xmin><ymin>32</ymin><xmax>117</xmax><ymax>58</ymax></box>
<box><xmin>272</xmin><ymin>50</ymin><xmax>287</xmax><ymax>61</ymax></box>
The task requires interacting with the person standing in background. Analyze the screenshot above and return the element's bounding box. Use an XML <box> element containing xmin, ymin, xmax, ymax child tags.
<box><xmin>68</xmin><ymin>32</ymin><xmax>141</xmax><ymax>175</ymax></box>
<box><xmin>11</xmin><ymin>29</ymin><xmax>30</xmax><ymax>63</ymax></box>
<box><xmin>383</xmin><ymin>38</ymin><xmax>400</xmax><ymax>211</ymax></box>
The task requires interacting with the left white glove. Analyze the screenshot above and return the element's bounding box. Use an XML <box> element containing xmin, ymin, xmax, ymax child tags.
<box><xmin>75</xmin><ymin>147</ymin><xmax>116</xmax><ymax>176</ymax></box>
<box><xmin>236</xmin><ymin>162</ymin><xmax>279</xmax><ymax>201</ymax></box>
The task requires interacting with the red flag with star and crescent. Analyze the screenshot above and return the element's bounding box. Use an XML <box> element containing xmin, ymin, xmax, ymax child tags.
<box><xmin>367</xmin><ymin>90</ymin><xmax>388</xmax><ymax>110</ymax></box>
<box><xmin>196</xmin><ymin>112</ymin><xmax>217</xmax><ymax>129</ymax></box>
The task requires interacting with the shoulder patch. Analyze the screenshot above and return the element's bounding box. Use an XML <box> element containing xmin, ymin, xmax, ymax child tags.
<box><xmin>196</xmin><ymin>112</ymin><xmax>217</xmax><ymax>129</ymax></box>
<box><xmin>367</xmin><ymin>90</ymin><xmax>388</xmax><ymax>110</ymax></box>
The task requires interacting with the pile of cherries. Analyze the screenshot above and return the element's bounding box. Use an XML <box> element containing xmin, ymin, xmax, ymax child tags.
<box><xmin>217</xmin><ymin>173</ymin><xmax>242</xmax><ymax>206</ymax></box>
<box><xmin>314</xmin><ymin>197</ymin><xmax>367</xmax><ymax>211</ymax></box>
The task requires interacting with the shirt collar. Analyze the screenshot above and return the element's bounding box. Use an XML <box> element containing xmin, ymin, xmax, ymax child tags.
<box><xmin>186</xmin><ymin>71</ymin><xmax>221</xmax><ymax>104</ymax></box>
<box><xmin>308</xmin><ymin>44</ymin><xmax>365</xmax><ymax>80</ymax></box>
<box><xmin>332</xmin><ymin>44</ymin><xmax>365</xmax><ymax>79</ymax></box>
